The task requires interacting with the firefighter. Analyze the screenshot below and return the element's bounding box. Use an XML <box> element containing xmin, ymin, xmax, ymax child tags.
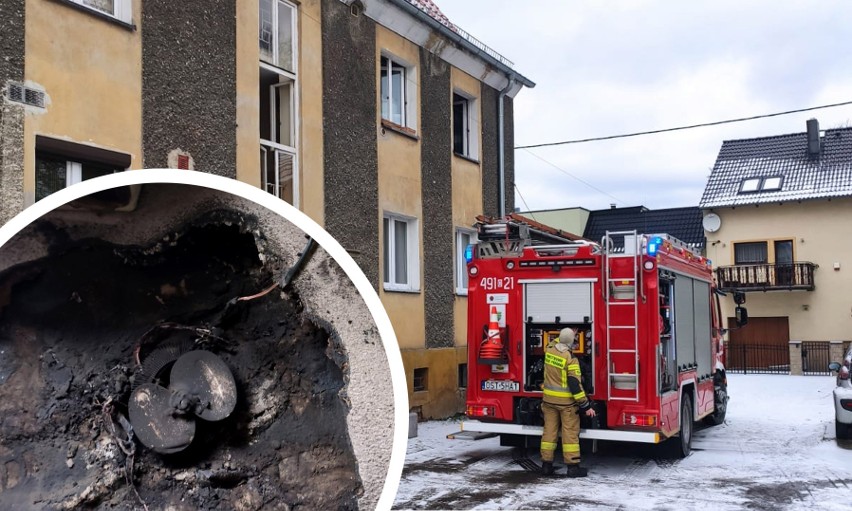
<box><xmin>540</xmin><ymin>327</ymin><xmax>596</xmax><ymax>477</ymax></box>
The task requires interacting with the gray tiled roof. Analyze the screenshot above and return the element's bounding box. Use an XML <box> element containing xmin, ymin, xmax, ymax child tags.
<box><xmin>699</xmin><ymin>127</ymin><xmax>852</xmax><ymax>208</ymax></box>
<box><xmin>583</xmin><ymin>206</ymin><xmax>705</xmax><ymax>251</ymax></box>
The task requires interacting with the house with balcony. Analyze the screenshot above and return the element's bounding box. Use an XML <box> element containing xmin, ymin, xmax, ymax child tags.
<box><xmin>0</xmin><ymin>0</ymin><xmax>533</xmax><ymax>418</ymax></box>
<box><xmin>699</xmin><ymin>119</ymin><xmax>852</xmax><ymax>374</ymax></box>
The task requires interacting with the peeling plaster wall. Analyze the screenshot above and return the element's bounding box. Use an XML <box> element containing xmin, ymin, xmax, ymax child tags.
<box><xmin>419</xmin><ymin>48</ymin><xmax>453</xmax><ymax>349</ymax></box>
<box><xmin>321</xmin><ymin>0</ymin><xmax>379</xmax><ymax>288</ymax></box>
<box><xmin>0</xmin><ymin>0</ymin><xmax>26</xmax><ymax>225</ymax></box>
<box><xmin>141</xmin><ymin>0</ymin><xmax>237</xmax><ymax>176</ymax></box>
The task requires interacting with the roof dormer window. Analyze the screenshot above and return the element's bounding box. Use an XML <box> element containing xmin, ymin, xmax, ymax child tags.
<box><xmin>740</xmin><ymin>178</ymin><xmax>760</xmax><ymax>193</ymax></box>
<box><xmin>738</xmin><ymin>176</ymin><xmax>783</xmax><ymax>194</ymax></box>
<box><xmin>762</xmin><ymin>176</ymin><xmax>782</xmax><ymax>191</ymax></box>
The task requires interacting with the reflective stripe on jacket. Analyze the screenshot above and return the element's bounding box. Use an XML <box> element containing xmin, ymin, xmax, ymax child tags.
<box><xmin>542</xmin><ymin>340</ymin><xmax>589</xmax><ymax>406</ymax></box>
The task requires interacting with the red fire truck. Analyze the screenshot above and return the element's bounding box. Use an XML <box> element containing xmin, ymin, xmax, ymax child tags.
<box><xmin>462</xmin><ymin>218</ymin><xmax>746</xmax><ymax>457</ymax></box>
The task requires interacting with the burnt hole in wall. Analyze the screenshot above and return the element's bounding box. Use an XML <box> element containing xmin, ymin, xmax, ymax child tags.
<box><xmin>0</xmin><ymin>222</ymin><xmax>360</xmax><ymax>510</ymax></box>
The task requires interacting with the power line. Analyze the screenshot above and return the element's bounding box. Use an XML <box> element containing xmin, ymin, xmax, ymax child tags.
<box><xmin>513</xmin><ymin>184</ymin><xmax>536</xmax><ymax>221</ymax></box>
<box><xmin>520</xmin><ymin>149</ymin><xmax>626</xmax><ymax>206</ymax></box>
<box><xmin>515</xmin><ymin>99</ymin><xmax>852</xmax><ymax>149</ymax></box>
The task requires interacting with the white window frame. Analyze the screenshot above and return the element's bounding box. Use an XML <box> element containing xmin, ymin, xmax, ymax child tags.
<box><xmin>452</xmin><ymin>90</ymin><xmax>479</xmax><ymax>160</ymax></box>
<box><xmin>259</xmin><ymin>0</ymin><xmax>297</xmax><ymax>72</ymax></box>
<box><xmin>260</xmin><ymin>143</ymin><xmax>297</xmax><ymax>201</ymax></box>
<box><xmin>455</xmin><ymin>228</ymin><xmax>475</xmax><ymax>295</ymax></box>
<box><xmin>383</xmin><ymin>213</ymin><xmax>420</xmax><ymax>292</ymax></box>
<box><xmin>380</xmin><ymin>53</ymin><xmax>417</xmax><ymax>130</ymax></box>
<box><xmin>69</xmin><ymin>0</ymin><xmax>132</xmax><ymax>24</ymax></box>
<box><xmin>259</xmin><ymin>0</ymin><xmax>300</xmax><ymax>207</ymax></box>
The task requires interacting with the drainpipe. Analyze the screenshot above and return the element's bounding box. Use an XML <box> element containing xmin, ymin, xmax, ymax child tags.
<box><xmin>498</xmin><ymin>75</ymin><xmax>516</xmax><ymax>218</ymax></box>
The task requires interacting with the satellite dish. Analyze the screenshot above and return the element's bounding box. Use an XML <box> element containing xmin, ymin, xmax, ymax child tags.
<box><xmin>702</xmin><ymin>213</ymin><xmax>722</xmax><ymax>233</ymax></box>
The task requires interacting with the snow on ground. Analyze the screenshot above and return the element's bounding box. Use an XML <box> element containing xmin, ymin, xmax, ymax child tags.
<box><xmin>394</xmin><ymin>374</ymin><xmax>852</xmax><ymax>510</ymax></box>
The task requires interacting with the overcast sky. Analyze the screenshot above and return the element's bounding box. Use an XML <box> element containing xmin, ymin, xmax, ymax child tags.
<box><xmin>437</xmin><ymin>1</ymin><xmax>852</xmax><ymax>213</ymax></box>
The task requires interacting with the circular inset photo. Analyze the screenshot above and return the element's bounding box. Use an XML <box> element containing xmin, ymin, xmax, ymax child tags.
<box><xmin>0</xmin><ymin>171</ymin><xmax>406</xmax><ymax>510</ymax></box>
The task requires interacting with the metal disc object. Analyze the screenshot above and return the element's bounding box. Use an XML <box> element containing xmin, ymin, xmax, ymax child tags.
<box><xmin>169</xmin><ymin>350</ymin><xmax>237</xmax><ymax>422</ymax></box>
<box><xmin>128</xmin><ymin>383</ymin><xmax>196</xmax><ymax>454</ymax></box>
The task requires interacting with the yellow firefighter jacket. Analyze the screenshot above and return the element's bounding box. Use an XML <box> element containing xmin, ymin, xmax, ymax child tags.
<box><xmin>542</xmin><ymin>339</ymin><xmax>591</xmax><ymax>409</ymax></box>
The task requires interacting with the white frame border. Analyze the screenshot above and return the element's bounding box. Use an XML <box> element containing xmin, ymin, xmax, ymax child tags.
<box><xmin>0</xmin><ymin>169</ymin><xmax>408</xmax><ymax>511</ymax></box>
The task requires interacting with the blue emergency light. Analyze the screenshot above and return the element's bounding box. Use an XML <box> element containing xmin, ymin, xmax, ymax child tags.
<box><xmin>464</xmin><ymin>244</ymin><xmax>474</xmax><ymax>263</ymax></box>
<box><xmin>647</xmin><ymin>236</ymin><xmax>663</xmax><ymax>257</ymax></box>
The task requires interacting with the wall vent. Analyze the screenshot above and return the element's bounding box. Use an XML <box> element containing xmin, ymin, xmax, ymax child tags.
<box><xmin>6</xmin><ymin>82</ymin><xmax>45</xmax><ymax>108</ymax></box>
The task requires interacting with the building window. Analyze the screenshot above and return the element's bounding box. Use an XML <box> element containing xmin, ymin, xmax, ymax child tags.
<box><xmin>259</xmin><ymin>0</ymin><xmax>295</xmax><ymax>73</ymax></box>
<box><xmin>259</xmin><ymin>0</ymin><xmax>299</xmax><ymax>206</ymax></box>
<box><xmin>380</xmin><ymin>55</ymin><xmax>416</xmax><ymax>130</ymax></box>
<box><xmin>68</xmin><ymin>0</ymin><xmax>132</xmax><ymax>23</ymax></box>
<box><xmin>452</xmin><ymin>92</ymin><xmax>478</xmax><ymax>159</ymax></box>
<box><xmin>739</xmin><ymin>176</ymin><xmax>783</xmax><ymax>193</ymax></box>
<box><xmin>413</xmin><ymin>367</ymin><xmax>428</xmax><ymax>392</ymax></box>
<box><xmin>34</xmin><ymin>136</ymin><xmax>130</xmax><ymax>202</ymax></box>
<box><xmin>455</xmin><ymin>229</ymin><xmax>474</xmax><ymax>295</ymax></box>
<box><xmin>734</xmin><ymin>242</ymin><xmax>768</xmax><ymax>265</ymax></box>
<box><xmin>458</xmin><ymin>363</ymin><xmax>467</xmax><ymax>389</ymax></box>
<box><xmin>739</xmin><ymin>178</ymin><xmax>760</xmax><ymax>193</ymax></box>
<box><xmin>761</xmin><ymin>176</ymin><xmax>782</xmax><ymax>191</ymax></box>
<box><xmin>383</xmin><ymin>213</ymin><xmax>420</xmax><ymax>292</ymax></box>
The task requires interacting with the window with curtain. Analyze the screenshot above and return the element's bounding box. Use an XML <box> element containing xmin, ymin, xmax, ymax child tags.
<box><xmin>734</xmin><ymin>242</ymin><xmax>768</xmax><ymax>264</ymax></box>
<box><xmin>383</xmin><ymin>214</ymin><xmax>419</xmax><ymax>292</ymax></box>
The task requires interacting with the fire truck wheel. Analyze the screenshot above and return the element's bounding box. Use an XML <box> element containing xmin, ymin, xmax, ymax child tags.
<box><xmin>703</xmin><ymin>380</ymin><xmax>728</xmax><ymax>426</ymax></box>
<box><xmin>670</xmin><ymin>394</ymin><xmax>693</xmax><ymax>458</ymax></box>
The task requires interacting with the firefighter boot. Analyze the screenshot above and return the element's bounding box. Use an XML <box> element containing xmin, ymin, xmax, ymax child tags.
<box><xmin>541</xmin><ymin>461</ymin><xmax>554</xmax><ymax>476</ymax></box>
<box><xmin>565</xmin><ymin>464</ymin><xmax>588</xmax><ymax>478</ymax></box>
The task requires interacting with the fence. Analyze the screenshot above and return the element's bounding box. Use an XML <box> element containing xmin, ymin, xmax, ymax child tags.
<box><xmin>801</xmin><ymin>342</ymin><xmax>832</xmax><ymax>375</ymax></box>
<box><xmin>726</xmin><ymin>343</ymin><xmax>790</xmax><ymax>374</ymax></box>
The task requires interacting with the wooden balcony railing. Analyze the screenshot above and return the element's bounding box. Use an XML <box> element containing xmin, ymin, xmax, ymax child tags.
<box><xmin>715</xmin><ymin>262</ymin><xmax>816</xmax><ymax>292</ymax></box>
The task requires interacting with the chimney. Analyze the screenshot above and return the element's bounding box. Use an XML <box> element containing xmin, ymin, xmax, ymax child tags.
<box><xmin>807</xmin><ymin>118</ymin><xmax>820</xmax><ymax>158</ymax></box>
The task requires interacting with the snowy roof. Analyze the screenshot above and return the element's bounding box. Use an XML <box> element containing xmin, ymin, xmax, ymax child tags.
<box><xmin>699</xmin><ymin>126</ymin><xmax>852</xmax><ymax>208</ymax></box>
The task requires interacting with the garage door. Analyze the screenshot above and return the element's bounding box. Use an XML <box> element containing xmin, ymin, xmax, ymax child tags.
<box><xmin>726</xmin><ymin>316</ymin><xmax>790</xmax><ymax>373</ymax></box>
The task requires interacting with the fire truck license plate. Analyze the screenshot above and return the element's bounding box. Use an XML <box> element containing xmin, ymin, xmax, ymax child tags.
<box><xmin>482</xmin><ymin>380</ymin><xmax>519</xmax><ymax>392</ymax></box>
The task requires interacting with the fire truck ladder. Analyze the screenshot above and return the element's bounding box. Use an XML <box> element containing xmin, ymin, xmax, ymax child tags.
<box><xmin>602</xmin><ymin>230</ymin><xmax>642</xmax><ymax>402</ymax></box>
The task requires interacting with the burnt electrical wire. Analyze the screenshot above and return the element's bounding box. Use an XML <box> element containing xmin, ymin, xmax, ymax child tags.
<box><xmin>212</xmin><ymin>236</ymin><xmax>318</xmax><ymax>327</ymax></box>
